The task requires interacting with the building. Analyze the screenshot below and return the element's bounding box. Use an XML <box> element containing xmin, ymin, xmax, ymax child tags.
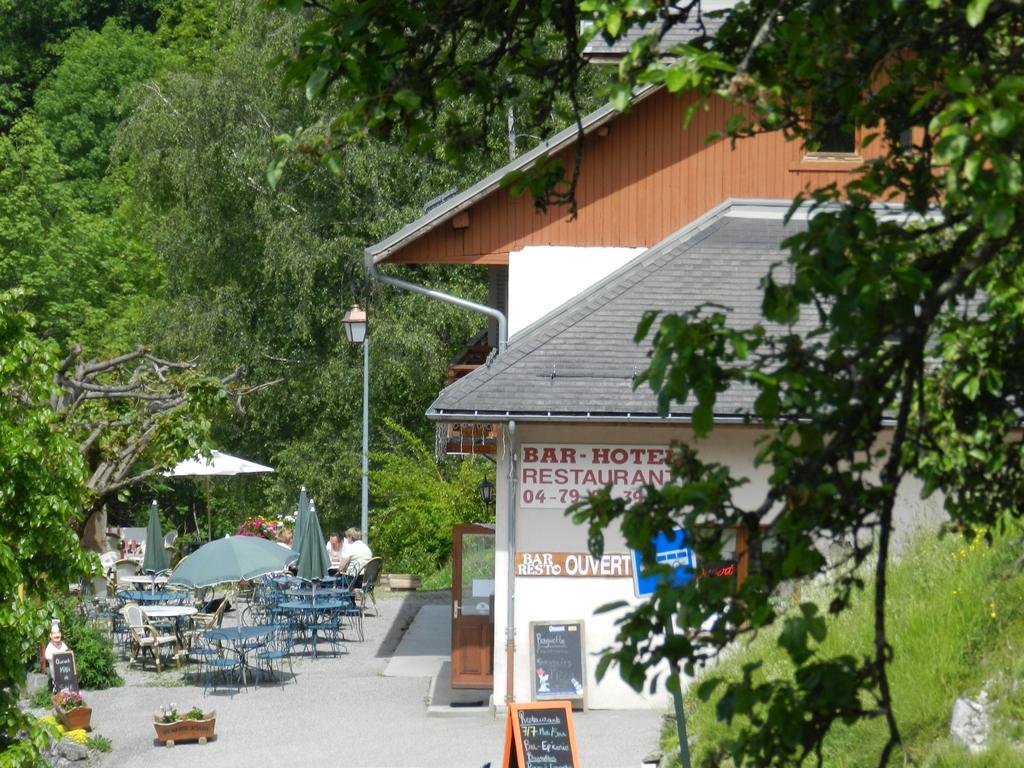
<box><xmin>366</xmin><ymin>84</ymin><xmax>941</xmax><ymax>710</ymax></box>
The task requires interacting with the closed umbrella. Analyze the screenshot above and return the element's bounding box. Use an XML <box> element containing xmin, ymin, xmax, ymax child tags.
<box><xmin>292</xmin><ymin>486</ymin><xmax>310</xmax><ymax>554</ymax></box>
<box><xmin>294</xmin><ymin>499</ymin><xmax>330</xmax><ymax>581</ymax></box>
<box><xmin>142</xmin><ymin>500</ymin><xmax>169</xmax><ymax>574</ymax></box>
<box><xmin>168</xmin><ymin>535</ymin><xmax>298</xmax><ymax>588</ymax></box>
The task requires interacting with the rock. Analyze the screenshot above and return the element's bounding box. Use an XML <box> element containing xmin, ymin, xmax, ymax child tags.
<box><xmin>56</xmin><ymin>738</ymin><xmax>90</xmax><ymax>761</ymax></box>
<box><xmin>951</xmin><ymin>694</ymin><xmax>991</xmax><ymax>754</ymax></box>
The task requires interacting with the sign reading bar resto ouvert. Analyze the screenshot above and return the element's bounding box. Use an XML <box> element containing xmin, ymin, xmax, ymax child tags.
<box><xmin>515</xmin><ymin>552</ymin><xmax>633</xmax><ymax>577</ymax></box>
<box><xmin>519</xmin><ymin>444</ymin><xmax>672</xmax><ymax>508</ymax></box>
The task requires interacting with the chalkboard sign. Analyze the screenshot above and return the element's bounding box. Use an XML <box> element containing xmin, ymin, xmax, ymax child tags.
<box><xmin>529</xmin><ymin>621</ymin><xmax>586</xmax><ymax>708</ymax></box>
<box><xmin>502</xmin><ymin>701</ymin><xmax>580</xmax><ymax>768</ymax></box>
<box><xmin>51</xmin><ymin>652</ymin><xmax>78</xmax><ymax>693</ymax></box>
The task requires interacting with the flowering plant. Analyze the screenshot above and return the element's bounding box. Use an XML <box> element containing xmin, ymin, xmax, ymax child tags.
<box><xmin>157</xmin><ymin>703</ymin><xmax>206</xmax><ymax>723</ymax></box>
<box><xmin>53</xmin><ymin>691</ymin><xmax>85</xmax><ymax>710</ymax></box>
<box><xmin>237</xmin><ymin>516</ymin><xmax>278</xmax><ymax>540</ymax></box>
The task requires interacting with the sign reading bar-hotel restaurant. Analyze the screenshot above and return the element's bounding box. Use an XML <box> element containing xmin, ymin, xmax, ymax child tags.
<box><xmin>520</xmin><ymin>444</ymin><xmax>672</xmax><ymax>508</ymax></box>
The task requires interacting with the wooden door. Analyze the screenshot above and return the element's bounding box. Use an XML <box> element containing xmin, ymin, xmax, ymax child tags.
<box><xmin>451</xmin><ymin>523</ymin><xmax>495</xmax><ymax>688</ymax></box>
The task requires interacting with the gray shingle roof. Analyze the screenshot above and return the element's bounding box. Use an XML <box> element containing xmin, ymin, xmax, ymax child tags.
<box><xmin>581</xmin><ymin>2</ymin><xmax>731</xmax><ymax>60</ymax></box>
<box><xmin>427</xmin><ymin>199</ymin><xmax>809</xmax><ymax>423</ymax></box>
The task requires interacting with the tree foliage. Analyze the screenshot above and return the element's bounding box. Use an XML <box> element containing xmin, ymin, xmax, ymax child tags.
<box><xmin>273</xmin><ymin>1</ymin><xmax>1024</xmax><ymax>764</ymax></box>
<box><xmin>0</xmin><ymin>293</ymin><xmax>93</xmax><ymax>765</ymax></box>
<box><xmin>371</xmin><ymin>419</ymin><xmax>494</xmax><ymax>575</ymax></box>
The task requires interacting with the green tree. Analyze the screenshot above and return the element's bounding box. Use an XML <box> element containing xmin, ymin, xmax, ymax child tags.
<box><xmin>0</xmin><ymin>116</ymin><xmax>162</xmax><ymax>353</ymax></box>
<box><xmin>34</xmin><ymin>19</ymin><xmax>165</xmax><ymax>191</ymax></box>
<box><xmin>270</xmin><ymin>1</ymin><xmax>1024</xmax><ymax>764</ymax></box>
<box><xmin>0</xmin><ymin>0</ymin><xmax>159</xmax><ymax>131</ymax></box>
<box><xmin>113</xmin><ymin>4</ymin><xmax>498</xmax><ymax>531</ymax></box>
<box><xmin>371</xmin><ymin>419</ymin><xmax>494</xmax><ymax>574</ymax></box>
<box><xmin>0</xmin><ymin>292</ymin><xmax>93</xmax><ymax>766</ymax></box>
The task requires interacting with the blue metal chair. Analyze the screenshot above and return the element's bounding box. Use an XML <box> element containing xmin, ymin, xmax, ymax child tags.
<box><xmin>253</xmin><ymin>624</ymin><xmax>294</xmax><ymax>686</ymax></box>
<box><xmin>194</xmin><ymin>633</ymin><xmax>243</xmax><ymax>694</ymax></box>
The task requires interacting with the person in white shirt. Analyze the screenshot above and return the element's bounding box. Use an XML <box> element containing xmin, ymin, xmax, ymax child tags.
<box><xmin>325</xmin><ymin>532</ymin><xmax>342</xmax><ymax>566</ymax></box>
<box><xmin>337</xmin><ymin>527</ymin><xmax>372</xmax><ymax>583</ymax></box>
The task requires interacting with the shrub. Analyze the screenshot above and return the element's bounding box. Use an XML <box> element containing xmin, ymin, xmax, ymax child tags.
<box><xmin>29</xmin><ymin>687</ymin><xmax>52</xmax><ymax>709</ymax></box>
<box><xmin>49</xmin><ymin>598</ymin><xmax>121</xmax><ymax>690</ymax></box>
<box><xmin>371</xmin><ymin>419</ymin><xmax>494</xmax><ymax>574</ymax></box>
<box><xmin>85</xmin><ymin>735</ymin><xmax>111</xmax><ymax>752</ymax></box>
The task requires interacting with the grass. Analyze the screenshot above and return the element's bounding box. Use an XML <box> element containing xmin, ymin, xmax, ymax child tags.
<box><xmin>29</xmin><ymin>686</ymin><xmax>52</xmax><ymax>709</ymax></box>
<box><xmin>658</xmin><ymin>524</ymin><xmax>1024</xmax><ymax>767</ymax></box>
<box><xmin>86</xmin><ymin>734</ymin><xmax>112</xmax><ymax>753</ymax></box>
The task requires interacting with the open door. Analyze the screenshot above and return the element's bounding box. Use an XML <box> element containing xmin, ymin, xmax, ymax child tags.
<box><xmin>451</xmin><ymin>523</ymin><xmax>495</xmax><ymax>689</ymax></box>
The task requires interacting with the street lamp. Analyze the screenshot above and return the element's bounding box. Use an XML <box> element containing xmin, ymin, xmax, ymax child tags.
<box><xmin>478</xmin><ymin>477</ymin><xmax>495</xmax><ymax>505</ymax></box>
<box><xmin>343</xmin><ymin>303</ymin><xmax>369</xmax><ymax>545</ymax></box>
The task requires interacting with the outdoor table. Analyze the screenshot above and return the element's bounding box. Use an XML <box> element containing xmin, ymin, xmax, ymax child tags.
<box><xmin>204</xmin><ymin>625</ymin><xmax>279</xmax><ymax>685</ymax></box>
<box><xmin>283</xmin><ymin>587</ymin><xmax>350</xmax><ymax>599</ymax></box>
<box><xmin>119</xmin><ymin>575</ymin><xmax>168</xmax><ymax>591</ymax></box>
<box><xmin>141</xmin><ymin>605</ymin><xmax>197</xmax><ymax>645</ymax></box>
<box><xmin>278</xmin><ymin>599</ymin><xmax>345</xmax><ymax>658</ymax></box>
<box><xmin>117</xmin><ymin>590</ymin><xmax>186</xmax><ymax>604</ymax></box>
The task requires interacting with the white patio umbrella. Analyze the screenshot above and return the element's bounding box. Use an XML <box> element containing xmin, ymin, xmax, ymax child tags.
<box><xmin>165</xmin><ymin>450</ymin><xmax>274</xmax><ymax>541</ymax></box>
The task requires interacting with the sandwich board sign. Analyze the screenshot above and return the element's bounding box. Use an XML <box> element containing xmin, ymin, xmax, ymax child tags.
<box><xmin>631</xmin><ymin>528</ymin><xmax>696</xmax><ymax>598</ymax></box>
<box><xmin>51</xmin><ymin>651</ymin><xmax>78</xmax><ymax>693</ymax></box>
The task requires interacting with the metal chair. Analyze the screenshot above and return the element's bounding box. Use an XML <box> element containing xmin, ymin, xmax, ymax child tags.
<box><xmin>193</xmin><ymin>633</ymin><xmax>243</xmax><ymax>694</ymax></box>
<box><xmin>252</xmin><ymin>624</ymin><xmax>294</xmax><ymax>686</ymax></box>
<box><xmin>121</xmin><ymin>604</ymin><xmax>180</xmax><ymax>672</ymax></box>
<box><xmin>353</xmin><ymin>557</ymin><xmax>383</xmax><ymax>617</ymax></box>
<box><xmin>343</xmin><ymin>557</ymin><xmax>383</xmax><ymax>639</ymax></box>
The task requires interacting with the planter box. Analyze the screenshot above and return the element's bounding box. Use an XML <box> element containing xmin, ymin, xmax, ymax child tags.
<box><xmin>53</xmin><ymin>700</ymin><xmax>92</xmax><ymax>732</ymax></box>
<box><xmin>153</xmin><ymin>712</ymin><xmax>216</xmax><ymax>747</ymax></box>
<box><xmin>386</xmin><ymin>574</ymin><xmax>421</xmax><ymax>591</ymax></box>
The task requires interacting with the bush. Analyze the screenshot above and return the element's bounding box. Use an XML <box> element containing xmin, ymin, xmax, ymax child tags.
<box><xmin>370</xmin><ymin>419</ymin><xmax>494</xmax><ymax>575</ymax></box>
<box><xmin>29</xmin><ymin>687</ymin><xmax>52</xmax><ymax>709</ymax></box>
<box><xmin>50</xmin><ymin>598</ymin><xmax>121</xmax><ymax>690</ymax></box>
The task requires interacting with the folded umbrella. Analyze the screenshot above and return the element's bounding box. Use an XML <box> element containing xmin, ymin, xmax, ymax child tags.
<box><xmin>142</xmin><ymin>500</ymin><xmax>170</xmax><ymax>574</ymax></box>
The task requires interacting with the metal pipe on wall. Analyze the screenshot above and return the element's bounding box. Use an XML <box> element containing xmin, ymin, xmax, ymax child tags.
<box><xmin>505</xmin><ymin>419</ymin><xmax>517</xmax><ymax>705</ymax></box>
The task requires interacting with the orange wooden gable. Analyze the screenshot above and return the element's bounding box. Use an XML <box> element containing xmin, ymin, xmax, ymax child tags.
<box><xmin>381</xmin><ymin>87</ymin><xmax>882</xmax><ymax>266</ymax></box>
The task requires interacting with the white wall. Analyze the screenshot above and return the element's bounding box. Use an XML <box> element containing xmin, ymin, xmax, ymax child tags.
<box><xmin>489</xmin><ymin>422</ymin><xmax>947</xmax><ymax>712</ymax></box>
<box><xmin>507</xmin><ymin>246</ymin><xmax>645</xmax><ymax>336</ymax></box>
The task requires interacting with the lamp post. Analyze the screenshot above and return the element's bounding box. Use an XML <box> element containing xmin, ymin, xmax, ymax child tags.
<box><xmin>342</xmin><ymin>302</ymin><xmax>369</xmax><ymax>545</ymax></box>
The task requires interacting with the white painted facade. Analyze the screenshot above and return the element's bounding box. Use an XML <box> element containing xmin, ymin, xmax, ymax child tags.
<box><xmin>488</xmin><ymin>422</ymin><xmax>946</xmax><ymax>711</ymax></box>
<box><xmin>507</xmin><ymin>246</ymin><xmax>645</xmax><ymax>336</ymax></box>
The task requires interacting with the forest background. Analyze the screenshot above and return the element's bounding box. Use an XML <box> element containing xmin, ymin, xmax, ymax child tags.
<box><xmin>0</xmin><ymin>0</ymin><xmax>605</xmax><ymax>574</ymax></box>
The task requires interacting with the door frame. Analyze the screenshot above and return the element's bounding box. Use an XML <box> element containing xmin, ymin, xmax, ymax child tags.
<box><xmin>450</xmin><ymin>523</ymin><xmax>496</xmax><ymax>689</ymax></box>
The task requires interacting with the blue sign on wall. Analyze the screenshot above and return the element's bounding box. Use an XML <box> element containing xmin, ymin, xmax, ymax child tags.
<box><xmin>632</xmin><ymin>528</ymin><xmax>697</xmax><ymax>598</ymax></box>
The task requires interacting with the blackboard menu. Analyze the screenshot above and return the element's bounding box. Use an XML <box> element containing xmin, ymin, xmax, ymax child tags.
<box><xmin>502</xmin><ymin>701</ymin><xmax>580</xmax><ymax>768</ymax></box>
<box><xmin>51</xmin><ymin>652</ymin><xmax>78</xmax><ymax>693</ymax></box>
<box><xmin>529</xmin><ymin>621</ymin><xmax>585</xmax><ymax>706</ymax></box>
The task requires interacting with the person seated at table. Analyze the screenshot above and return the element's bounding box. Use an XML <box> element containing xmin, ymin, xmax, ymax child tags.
<box><xmin>337</xmin><ymin>528</ymin><xmax>372</xmax><ymax>585</ymax></box>
<box><xmin>276</xmin><ymin>527</ymin><xmax>293</xmax><ymax>548</ymax></box>
<box><xmin>43</xmin><ymin>621</ymin><xmax>70</xmax><ymax>691</ymax></box>
<box><xmin>325</xmin><ymin>532</ymin><xmax>342</xmax><ymax>567</ymax></box>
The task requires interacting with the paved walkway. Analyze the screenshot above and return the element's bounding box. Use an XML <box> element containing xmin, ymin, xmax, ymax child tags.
<box><xmin>67</xmin><ymin>591</ymin><xmax>663</xmax><ymax>767</ymax></box>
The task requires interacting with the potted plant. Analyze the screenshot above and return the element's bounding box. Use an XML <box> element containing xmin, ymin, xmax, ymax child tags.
<box><xmin>153</xmin><ymin>703</ymin><xmax>216</xmax><ymax>747</ymax></box>
<box><xmin>386</xmin><ymin>574</ymin><xmax>421</xmax><ymax>590</ymax></box>
<box><xmin>53</xmin><ymin>691</ymin><xmax>92</xmax><ymax>731</ymax></box>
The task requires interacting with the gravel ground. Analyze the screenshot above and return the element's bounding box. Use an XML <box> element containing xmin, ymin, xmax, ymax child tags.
<box><xmin>35</xmin><ymin>591</ymin><xmax>664</xmax><ymax>768</ymax></box>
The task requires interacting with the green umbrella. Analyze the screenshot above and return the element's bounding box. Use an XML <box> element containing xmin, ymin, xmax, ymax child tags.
<box><xmin>292</xmin><ymin>486</ymin><xmax>309</xmax><ymax>554</ymax></box>
<box><xmin>168</xmin><ymin>535</ymin><xmax>298</xmax><ymax>588</ymax></box>
<box><xmin>294</xmin><ymin>499</ymin><xmax>330</xmax><ymax>581</ymax></box>
<box><xmin>142</xmin><ymin>500</ymin><xmax>170</xmax><ymax>574</ymax></box>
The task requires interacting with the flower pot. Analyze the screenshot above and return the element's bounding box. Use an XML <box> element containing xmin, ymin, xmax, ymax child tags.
<box><xmin>153</xmin><ymin>712</ymin><xmax>216</xmax><ymax>747</ymax></box>
<box><xmin>386</xmin><ymin>573</ymin><xmax>421</xmax><ymax>591</ymax></box>
<box><xmin>53</xmin><ymin>699</ymin><xmax>92</xmax><ymax>732</ymax></box>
